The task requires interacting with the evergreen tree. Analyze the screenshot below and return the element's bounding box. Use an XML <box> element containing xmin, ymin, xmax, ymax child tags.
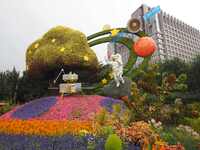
<box><xmin>188</xmin><ymin>55</ymin><xmax>200</xmax><ymax>91</ymax></box>
<box><xmin>159</xmin><ymin>57</ymin><xmax>189</xmax><ymax>76</ymax></box>
<box><xmin>0</xmin><ymin>67</ymin><xmax>19</xmax><ymax>103</ymax></box>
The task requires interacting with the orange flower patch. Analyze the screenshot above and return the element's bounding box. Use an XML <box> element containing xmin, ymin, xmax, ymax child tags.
<box><xmin>0</xmin><ymin>119</ymin><xmax>94</xmax><ymax>136</ymax></box>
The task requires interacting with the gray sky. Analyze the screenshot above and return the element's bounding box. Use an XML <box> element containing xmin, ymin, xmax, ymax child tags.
<box><xmin>0</xmin><ymin>0</ymin><xmax>200</xmax><ymax>71</ymax></box>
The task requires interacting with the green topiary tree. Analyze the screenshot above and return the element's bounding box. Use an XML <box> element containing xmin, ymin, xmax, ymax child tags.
<box><xmin>105</xmin><ymin>134</ymin><xmax>122</xmax><ymax>150</ymax></box>
<box><xmin>26</xmin><ymin>26</ymin><xmax>99</xmax><ymax>83</ymax></box>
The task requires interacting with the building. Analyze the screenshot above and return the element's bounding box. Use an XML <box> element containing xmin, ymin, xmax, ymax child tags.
<box><xmin>108</xmin><ymin>4</ymin><xmax>200</xmax><ymax>64</ymax></box>
<box><xmin>107</xmin><ymin>33</ymin><xmax>139</xmax><ymax>66</ymax></box>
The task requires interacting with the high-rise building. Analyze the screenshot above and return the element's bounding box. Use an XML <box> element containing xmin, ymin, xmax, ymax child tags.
<box><xmin>107</xmin><ymin>33</ymin><xmax>139</xmax><ymax>66</ymax></box>
<box><xmin>108</xmin><ymin>4</ymin><xmax>200</xmax><ymax>64</ymax></box>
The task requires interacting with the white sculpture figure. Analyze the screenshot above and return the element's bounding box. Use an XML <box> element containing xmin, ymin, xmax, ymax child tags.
<box><xmin>108</xmin><ymin>53</ymin><xmax>125</xmax><ymax>87</ymax></box>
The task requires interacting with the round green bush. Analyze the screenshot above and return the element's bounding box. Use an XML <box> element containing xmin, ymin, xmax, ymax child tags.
<box><xmin>105</xmin><ymin>134</ymin><xmax>122</xmax><ymax>150</ymax></box>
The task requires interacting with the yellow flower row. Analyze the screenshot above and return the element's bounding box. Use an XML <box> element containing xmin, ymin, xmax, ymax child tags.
<box><xmin>0</xmin><ymin>119</ymin><xmax>94</xmax><ymax>136</ymax></box>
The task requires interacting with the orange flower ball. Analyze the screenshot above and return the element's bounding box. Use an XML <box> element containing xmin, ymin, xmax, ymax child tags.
<box><xmin>133</xmin><ymin>37</ymin><xmax>157</xmax><ymax>57</ymax></box>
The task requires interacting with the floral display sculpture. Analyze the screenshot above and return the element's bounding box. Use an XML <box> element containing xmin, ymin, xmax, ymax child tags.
<box><xmin>0</xmin><ymin>24</ymin><xmax>159</xmax><ymax>150</ymax></box>
<box><xmin>87</xmin><ymin>27</ymin><xmax>157</xmax><ymax>85</ymax></box>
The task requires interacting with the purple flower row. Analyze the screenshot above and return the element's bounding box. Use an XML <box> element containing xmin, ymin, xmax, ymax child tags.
<box><xmin>0</xmin><ymin>134</ymin><xmax>140</xmax><ymax>150</ymax></box>
<box><xmin>0</xmin><ymin>134</ymin><xmax>105</xmax><ymax>150</ymax></box>
<box><xmin>100</xmin><ymin>97</ymin><xmax>127</xmax><ymax>112</ymax></box>
<box><xmin>11</xmin><ymin>96</ymin><xmax>57</xmax><ymax>119</ymax></box>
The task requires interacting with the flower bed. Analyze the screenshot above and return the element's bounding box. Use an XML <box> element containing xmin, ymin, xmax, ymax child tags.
<box><xmin>0</xmin><ymin>95</ymin><xmax>129</xmax><ymax>149</ymax></box>
<box><xmin>0</xmin><ymin>120</ymin><xmax>94</xmax><ymax>136</ymax></box>
<box><xmin>12</xmin><ymin>96</ymin><xmax>57</xmax><ymax>119</ymax></box>
<box><xmin>0</xmin><ymin>95</ymin><xmax>125</xmax><ymax>121</ymax></box>
<box><xmin>0</xmin><ymin>134</ymin><xmax>105</xmax><ymax>150</ymax></box>
<box><xmin>0</xmin><ymin>95</ymin><xmax>187</xmax><ymax>150</ymax></box>
<box><xmin>38</xmin><ymin>95</ymin><xmax>103</xmax><ymax>120</ymax></box>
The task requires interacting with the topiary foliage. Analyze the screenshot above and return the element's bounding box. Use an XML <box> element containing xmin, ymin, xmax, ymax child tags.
<box><xmin>105</xmin><ymin>134</ymin><xmax>122</xmax><ymax>150</ymax></box>
<box><xmin>26</xmin><ymin>26</ymin><xmax>99</xmax><ymax>82</ymax></box>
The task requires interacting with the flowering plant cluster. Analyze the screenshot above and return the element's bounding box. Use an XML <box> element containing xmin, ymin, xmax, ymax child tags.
<box><xmin>161</xmin><ymin>144</ymin><xmax>185</xmax><ymax>150</ymax></box>
<box><xmin>116</xmin><ymin>121</ymin><xmax>158</xmax><ymax>149</ymax></box>
<box><xmin>148</xmin><ymin>118</ymin><xmax>163</xmax><ymax>130</ymax></box>
<box><xmin>176</xmin><ymin>124</ymin><xmax>200</xmax><ymax>138</ymax></box>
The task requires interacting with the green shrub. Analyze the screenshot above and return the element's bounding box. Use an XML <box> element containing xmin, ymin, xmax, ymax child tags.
<box><xmin>170</xmin><ymin>127</ymin><xmax>200</xmax><ymax>150</ymax></box>
<box><xmin>105</xmin><ymin>134</ymin><xmax>122</xmax><ymax>150</ymax></box>
<box><xmin>0</xmin><ymin>103</ymin><xmax>14</xmax><ymax>115</ymax></box>
<box><xmin>101</xmin><ymin>126</ymin><xmax>114</xmax><ymax>136</ymax></box>
<box><xmin>184</xmin><ymin>117</ymin><xmax>200</xmax><ymax>133</ymax></box>
<box><xmin>160</xmin><ymin>130</ymin><xmax>177</xmax><ymax>145</ymax></box>
<box><xmin>95</xmin><ymin>108</ymin><xmax>108</xmax><ymax>126</ymax></box>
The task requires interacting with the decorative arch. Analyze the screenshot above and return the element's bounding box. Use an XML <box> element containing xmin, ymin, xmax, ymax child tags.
<box><xmin>87</xmin><ymin>28</ymin><xmax>150</xmax><ymax>77</ymax></box>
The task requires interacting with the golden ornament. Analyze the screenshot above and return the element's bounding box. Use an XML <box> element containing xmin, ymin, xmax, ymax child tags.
<box><xmin>83</xmin><ymin>56</ymin><xmax>89</xmax><ymax>61</ymax></box>
<box><xmin>34</xmin><ymin>43</ymin><xmax>39</xmax><ymax>49</ymax></box>
<box><xmin>110</xmin><ymin>29</ymin><xmax>120</xmax><ymax>36</ymax></box>
<box><xmin>101</xmin><ymin>79</ymin><xmax>108</xmax><ymax>85</ymax></box>
<box><xmin>51</xmin><ymin>38</ymin><xmax>56</xmax><ymax>43</ymax></box>
<box><xmin>60</xmin><ymin>47</ymin><xmax>65</xmax><ymax>52</ymax></box>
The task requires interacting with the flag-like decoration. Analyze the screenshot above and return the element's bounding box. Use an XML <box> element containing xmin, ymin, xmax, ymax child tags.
<box><xmin>143</xmin><ymin>6</ymin><xmax>161</xmax><ymax>21</ymax></box>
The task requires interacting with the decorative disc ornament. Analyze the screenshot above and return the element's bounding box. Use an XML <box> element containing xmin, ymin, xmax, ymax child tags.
<box><xmin>133</xmin><ymin>37</ymin><xmax>157</xmax><ymax>57</ymax></box>
<box><xmin>127</xmin><ymin>18</ymin><xmax>141</xmax><ymax>33</ymax></box>
<box><xmin>102</xmin><ymin>24</ymin><xmax>111</xmax><ymax>31</ymax></box>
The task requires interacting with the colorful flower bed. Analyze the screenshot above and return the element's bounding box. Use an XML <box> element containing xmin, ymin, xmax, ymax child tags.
<box><xmin>0</xmin><ymin>96</ymin><xmax>125</xmax><ymax>138</ymax></box>
<box><xmin>0</xmin><ymin>95</ymin><xmax>125</xmax><ymax>120</ymax></box>
<box><xmin>0</xmin><ymin>95</ymin><xmax>129</xmax><ymax>150</ymax></box>
<box><xmin>0</xmin><ymin>95</ymin><xmax>187</xmax><ymax>150</ymax></box>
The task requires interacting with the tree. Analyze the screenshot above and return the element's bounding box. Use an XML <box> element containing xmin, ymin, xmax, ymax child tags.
<box><xmin>123</xmin><ymin>64</ymin><xmax>188</xmax><ymax>123</ymax></box>
<box><xmin>0</xmin><ymin>72</ymin><xmax>6</xmax><ymax>100</ymax></box>
<box><xmin>16</xmin><ymin>71</ymin><xmax>49</xmax><ymax>103</ymax></box>
<box><xmin>187</xmin><ymin>55</ymin><xmax>200</xmax><ymax>91</ymax></box>
<box><xmin>159</xmin><ymin>58</ymin><xmax>189</xmax><ymax>76</ymax></box>
<box><xmin>0</xmin><ymin>67</ymin><xmax>19</xmax><ymax>103</ymax></box>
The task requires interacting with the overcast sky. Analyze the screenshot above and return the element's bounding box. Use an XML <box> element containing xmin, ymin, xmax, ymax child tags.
<box><xmin>0</xmin><ymin>0</ymin><xmax>200</xmax><ymax>71</ymax></box>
